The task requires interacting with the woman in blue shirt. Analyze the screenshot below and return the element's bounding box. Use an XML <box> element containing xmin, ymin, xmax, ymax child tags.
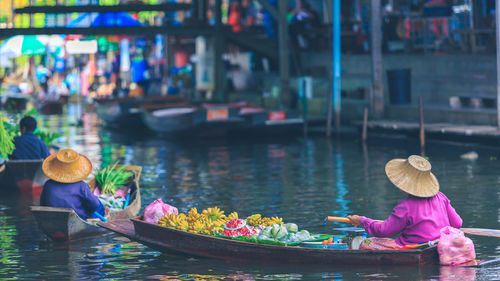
<box><xmin>40</xmin><ymin>149</ymin><xmax>108</xmax><ymax>220</ymax></box>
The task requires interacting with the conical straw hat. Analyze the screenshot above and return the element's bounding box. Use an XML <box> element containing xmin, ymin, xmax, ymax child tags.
<box><xmin>42</xmin><ymin>149</ymin><xmax>92</xmax><ymax>183</ymax></box>
<box><xmin>385</xmin><ymin>155</ymin><xmax>439</xmax><ymax>198</ymax></box>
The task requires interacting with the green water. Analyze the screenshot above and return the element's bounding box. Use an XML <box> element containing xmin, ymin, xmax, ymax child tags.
<box><xmin>0</xmin><ymin>109</ymin><xmax>499</xmax><ymax>280</ymax></box>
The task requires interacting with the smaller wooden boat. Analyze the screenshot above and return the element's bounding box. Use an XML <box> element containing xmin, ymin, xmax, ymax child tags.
<box><xmin>95</xmin><ymin>96</ymin><xmax>186</xmax><ymax>130</ymax></box>
<box><xmin>3</xmin><ymin>96</ymin><xmax>29</xmax><ymax>112</ymax></box>
<box><xmin>31</xmin><ymin>165</ymin><xmax>142</xmax><ymax>241</ymax></box>
<box><xmin>99</xmin><ymin>218</ymin><xmax>439</xmax><ymax>266</ymax></box>
<box><xmin>38</xmin><ymin>100</ymin><xmax>64</xmax><ymax>115</ymax></box>
<box><xmin>141</xmin><ymin>106</ymin><xmax>205</xmax><ymax>135</ymax></box>
<box><xmin>3</xmin><ymin>159</ymin><xmax>48</xmax><ymax>196</ymax></box>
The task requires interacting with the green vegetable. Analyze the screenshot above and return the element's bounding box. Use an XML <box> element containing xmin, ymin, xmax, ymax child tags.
<box><xmin>94</xmin><ymin>162</ymin><xmax>134</xmax><ymax>194</ymax></box>
<box><xmin>285</xmin><ymin>223</ymin><xmax>298</xmax><ymax>233</ymax></box>
<box><xmin>0</xmin><ymin>114</ymin><xmax>14</xmax><ymax>158</ymax></box>
<box><xmin>275</xmin><ymin>225</ymin><xmax>288</xmax><ymax>240</ymax></box>
<box><xmin>271</xmin><ymin>224</ymin><xmax>280</xmax><ymax>236</ymax></box>
<box><xmin>296</xmin><ymin>230</ymin><xmax>311</xmax><ymax>241</ymax></box>
<box><xmin>34</xmin><ymin>129</ymin><xmax>60</xmax><ymax>146</ymax></box>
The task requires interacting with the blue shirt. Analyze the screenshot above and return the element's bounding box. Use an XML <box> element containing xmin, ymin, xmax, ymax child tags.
<box><xmin>11</xmin><ymin>133</ymin><xmax>50</xmax><ymax>160</ymax></box>
<box><xmin>40</xmin><ymin>180</ymin><xmax>102</xmax><ymax>220</ymax></box>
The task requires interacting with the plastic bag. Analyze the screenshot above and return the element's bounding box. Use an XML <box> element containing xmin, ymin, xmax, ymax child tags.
<box><xmin>143</xmin><ymin>199</ymin><xmax>178</xmax><ymax>224</ymax></box>
<box><xmin>438</xmin><ymin>226</ymin><xmax>476</xmax><ymax>265</ymax></box>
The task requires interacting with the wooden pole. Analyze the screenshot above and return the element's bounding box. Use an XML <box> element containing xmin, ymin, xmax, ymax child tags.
<box><xmin>327</xmin><ymin>0</ymin><xmax>341</xmax><ymax>137</ymax></box>
<box><xmin>278</xmin><ymin>0</ymin><xmax>290</xmax><ymax>109</ymax></box>
<box><xmin>496</xmin><ymin>0</ymin><xmax>500</xmax><ymax>127</ymax></box>
<box><xmin>332</xmin><ymin>0</ymin><xmax>341</xmax><ymax>131</ymax></box>
<box><xmin>419</xmin><ymin>96</ymin><xmax>425</xmax><ymax>152</ymax></box>
<box><xmin>362</xmin><ymin>107</ymin><xmax>368</xmax><ymax>143</ymax></box>
<box><xmin>370</xmin><ymin>0</ymin><xmax>384</xmax><ymax>118</ymax></box>
<box><xmin>214</xmin><ymin>0</ymin><xmax>224</xmax><ymax>101</ymax></box>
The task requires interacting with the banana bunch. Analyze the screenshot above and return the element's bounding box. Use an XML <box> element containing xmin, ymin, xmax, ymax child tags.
<box><xmin>158</xmin><ymin>213</ymin><xmax>189</xmax><ymax>231</ymax></box>
<box><xmin>204</xmin><ymin>220</ymin><xmax>224</xmax><ymax>235</ymax></box>
<box><xmin>247</xmin><ymin>214</ymin><xmax>284</xmax><ymax>227</ymax></box>
<box><xmin>202</xmin><ymin>206</ymin><xmax>225</xmax><ymax>221</ymax></box>
<box><xmin>246</xmin><ymin>214</ymin><xmax>262</xmax><ymax>226</ymax></box>
<box><xmin>227</xmin><ymin>212</ymin><xmax>238</xmax><ymax>221</ymax></box>
<box><xmin>187</xmin><ymin>207</ymin><xmax>202</xmax><ymax>223</ymax></box>
<box><xmin>261</xmin><ymin>216</ymin><xmax>284</xmax><ymax>227</ymax></box>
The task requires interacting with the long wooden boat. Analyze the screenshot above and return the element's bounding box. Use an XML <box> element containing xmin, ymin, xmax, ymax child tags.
<box><xmin>141</xmin><ymin>106</ymin><xmax>205</xmax><ymax>135</ymax></box>
<box><xmin>31</xmin><ymin>165</ymin><xmax>142</xmax><ymax>241</ymax></box>
<box><xmin>95</xmin><ymin>96</ymin><xmax>186</xmax><ymax>130</ymax></box>
<box><xmin>98</xmin><ymin>218</ymin><xmax>439</xmax><ymax>266</ymax></box>
<box><xmin>95</xmin><ymin>97</ymin><xmax>143</xmax><ymax>129</ymax></box>
<box><xmin>3</xmin><ymin>95</ymin><xmax>29</xmax><ymax>112</ymax></box>
<box><xmin>2</xmin><ymin>159</ymin><xmax>48</xmax><ymax>196</ymax></box>
<box><xmin>38</xmin><ymin>100</ymin><xmax>64</xmax><ymax>115</ymax></box>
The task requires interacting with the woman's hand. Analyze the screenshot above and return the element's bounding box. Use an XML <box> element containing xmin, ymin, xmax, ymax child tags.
<box><xmin>346</xmin><ymin>215</ymin><xmax>362</xmax><ymax>227</ymax></box>
<box><xmin>104</xmin><ymin>206</ymin><xmax>110</xmax><ymax>218</ymax></box>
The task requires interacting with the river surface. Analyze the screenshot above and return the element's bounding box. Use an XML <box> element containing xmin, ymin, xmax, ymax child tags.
<box><xmin>1</xmin><ymin>108</ymin><xmax>500</xmax><ymax>280</ymax></box>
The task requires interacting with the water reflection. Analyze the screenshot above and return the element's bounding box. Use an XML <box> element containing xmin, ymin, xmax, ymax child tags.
<box><xmin>1</xmin><ymin>111</ymin><xmax>500</xmax><ymax>279</ymax></box>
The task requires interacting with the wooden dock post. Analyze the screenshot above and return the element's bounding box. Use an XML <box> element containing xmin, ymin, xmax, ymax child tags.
<box><xmin>419</xmin><ymin>96</ymin><xmax>425</xmax><ymax>153</ymax></box>
<box><xmin>496</xmin><ymin>0</ymin><xmax>500</xmax><ymax>127</ymax></box>
<box><xmin>370</xmin><ymin>0</ymin><xmax>384</xmax><ymax>118</ymax></box>
<box><xmin>362</xmin><ymin>107</ymin><xmax>368</xmax><ymax>143</ymax></box>
<box><xmin>327</xmin><ymin>0</ymin><xmax>341</xmax><ymax>137</ymax></box>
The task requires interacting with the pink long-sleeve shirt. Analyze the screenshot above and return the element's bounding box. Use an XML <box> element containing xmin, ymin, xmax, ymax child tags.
<box><xmin>360</xmin><ymin>192</ymin><xmax>463</xmax><ymax>246</ymax></box>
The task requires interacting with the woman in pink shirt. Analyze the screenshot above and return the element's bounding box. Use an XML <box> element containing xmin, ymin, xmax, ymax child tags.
<box><xmin>347</xmin><ymin>155</ymin><xmax>462</xmax><ymax>250</ymax></box>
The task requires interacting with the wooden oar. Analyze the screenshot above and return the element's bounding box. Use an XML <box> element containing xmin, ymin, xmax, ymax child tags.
<box><xmin>461</xmin><ymin>228</ymin><xmax>500</xmax><ymax>238</ymax></box>
<box><xmin>327</xmin><ymin>216</ymin><xmax>500</xmax><ymax>238</ymax></box>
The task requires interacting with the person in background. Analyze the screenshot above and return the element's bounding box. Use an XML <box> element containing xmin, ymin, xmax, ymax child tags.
<box><xmin>228</xmin><ymin>1</ymin><xmax>243</xmax><ymax>32</ymax></box>
<box><xmin>347</xmin><ymin>155</ymin><xmax>462</xmax><ymax>250</ymax></box>
<box><xmin>40</xmin><ymin>149</ymin><xmax>109</xmax><ymax>220</ymax></box>
<box><xmin>10</xmin><ymin>116</ymin><xmax>50</xmax><ymax>160</ymax></box>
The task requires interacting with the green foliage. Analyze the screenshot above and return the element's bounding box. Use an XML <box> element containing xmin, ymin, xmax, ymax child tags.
<box><xmin>95</xmin><ymin>162</ymin><xmax>134</xmax><ymax>194</ymax></box>
<box><xmin>2</xmin><ymin>109</ymin><xmax>60</xmax><ymax>146</ymax></box>
<box><xmin>34</xmin><ymin>130</ymin><xmax>61</xmax><ymax>147</ymax></box>
<box><xmin>0</xmin><ymin>113</ymin><xmax>15</xmax><ymax>158</ymax></box>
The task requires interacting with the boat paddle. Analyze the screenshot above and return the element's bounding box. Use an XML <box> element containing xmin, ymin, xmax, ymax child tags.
<box><xmin>325</xmin><ymin>216</ymin><xmax>500</xmax><ymax>238</ymax></box>
<box><xmin>93</xmin><ymin>211</ymin><xmax>108</xmax><ymax>222</ymax></box>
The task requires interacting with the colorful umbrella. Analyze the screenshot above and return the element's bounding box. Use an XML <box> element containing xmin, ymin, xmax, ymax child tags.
<box><xmin>0</xmin><ymin>35</ymin><xmax>48</xmax><ymax>57</ymax></box>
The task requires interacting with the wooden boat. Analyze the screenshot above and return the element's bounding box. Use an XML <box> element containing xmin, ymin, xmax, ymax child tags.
<box><xmin>31</xmin><ymin>165</ymin><xmax>142</xmax><ymax>241</ymax></box>
<box><xmin>95</xmin><ymin>97</ymin><xmax>143</xmax><ymax>129</ymax></box>
<box><xmin>3</xmin><ymin>159</ymin><xmax>48</xmax><ymax>196</ymax></box>
<box><xmin>98</xmin><ymin>218</ymin><xmax>439</xmax><ymax>266</ymax></box>
<box><xmin>141</xmin><ymin>106</ymin><xmax>205</xmax><ymax>135</ymax></box>
<box><xmin>3</xmin><ymin>96</ymin><xmax>29</xmax><ymax>112</ymax></box>
<box><xmin>95</xmin><ymin>96</ymin><xmax>186</xmax><ymax>130</ymax></box>
<box><xmin>38</xmin><ymin>100</ymin><xmax>64</xmax><ymax>115</ymax></box>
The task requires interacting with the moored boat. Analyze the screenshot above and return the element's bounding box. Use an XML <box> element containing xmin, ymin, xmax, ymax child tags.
<box><xmin>31</xmin><ymin>165</ymin><xmax>142</xmax><ymax>241</ymax></box>
<box><xmin>3</xmin><ymin>159</ymin><xmax>48</xmax><ymax>196</ymax></box>
<box><xmin>98</xmin><ymin>218</ymin><xmax>439</xmax><ymax>266</ymax></box>
<box><xmin>95</xmin><ymin>96</ymin><xmax>186</xmax><ymax>130</ymax></box>
<box><xmin>38</xmin><ymin>100</ymin><xmax>64</xmax><ymax>115</ymax></box>
<box><xmin>141</xmin><ymin>106</ymin><xmax>205</xmax><ymax>135</ymax></box>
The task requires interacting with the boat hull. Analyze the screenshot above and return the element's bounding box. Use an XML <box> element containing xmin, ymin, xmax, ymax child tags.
<box><xmin>31</xmin><ymin>165</ymin><xmax>142</xmax><ymax>241</ymax></box>
<box><xmin>38</xmin><ymin>101</ymin><xmax>64</xmax><ymax>115</ymax></box>
<box><xmin>141</xmin><ymin>108</ymin><xmax>205</xmax><ymax>135</ymax></box>
<box><xmin>95</xmin><ymin>99</ymin><xmax>143</xmax><ymax>129</ymax></box>
<box><xmin>2</xmin><ymin>160</ymin><xmax>48</xmax><ymax>197</ymax></box>
<box><xmin>99</xmin><ymin>218</ymin><xmax>439</xmax><ymax>266</ymax></box>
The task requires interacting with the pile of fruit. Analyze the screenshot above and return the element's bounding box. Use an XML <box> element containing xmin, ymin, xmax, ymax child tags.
<box><xmin>221</xmin><ymin>219</ymin><xmax>259</xmax><ymax>237</ymax></box>
<box><xmin>156</xmin><ymin>206</ymin><xmax>318</xmax><ymax>245</ymax></box>
<box><xmin>158</xmin><ymin>206</ymin><xmax>238</xmax><ymax>235</ymax></box>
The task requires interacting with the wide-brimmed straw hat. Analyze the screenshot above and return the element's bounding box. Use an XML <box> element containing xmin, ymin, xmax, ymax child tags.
<box><xmin>385</xmin><ymin>155</ymin><xmax>439</xmax><ymax>198</ymax></box>
<box><xmin>42</xmin><ymin>149</ymin><xmax>92</xmax><ymax>183</ymax></box>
